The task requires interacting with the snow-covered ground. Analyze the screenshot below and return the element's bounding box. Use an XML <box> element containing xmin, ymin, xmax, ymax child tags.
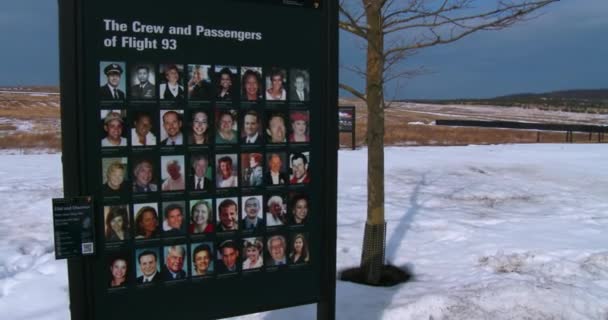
<box><xmin>1</xmin><ymin>144</ymin><xmax>608</xmax><ymax>319</ymax></box>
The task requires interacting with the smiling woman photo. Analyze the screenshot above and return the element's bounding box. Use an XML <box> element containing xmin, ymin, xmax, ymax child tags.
<box><xmin>189</xmin><ymin>111</ymin><xmax>210</xmax><ymax>145</ymax></box>
<box><xmin>108</xmin><ymin>255</ymin><xmax>128</xmax><ymax>288</ymax></box>
<box><xmin>289</xmin><ymin>233</ymin><xmax>309</xmax><ymax>264</ymax></box>
<box><xmin>134</xmin><ymin>206</ymin><xmax>159</xmax><ymax>239</ymax></box>
<box><xmin>242</xmin><ymin>238</ymin><xmax>264</xmax><ymax>270</ymax></box>
<box><xmin>241</xmin><ymin>68</ymin><xmax>262</xmax><ymax>101</ymax></box>
<box><xmin>189</xmin><ymin>200</ymin><xmax>214</xmax><ymax>234</ymax></box>
<box><xmin>192</xmin><ymin>243</ymin><xmax>213</xmax><ymax>276</ymax></box>
<box><xmin>105</xmin><ymin>205</ymin><xmax>129</xmax><ymax>242</ymax></box>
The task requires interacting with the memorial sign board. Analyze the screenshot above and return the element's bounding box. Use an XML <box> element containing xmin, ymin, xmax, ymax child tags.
<box><xmin>58</xmin><ymin>0</ymin><xmax>338</xmax><ymax>319</ymax></box>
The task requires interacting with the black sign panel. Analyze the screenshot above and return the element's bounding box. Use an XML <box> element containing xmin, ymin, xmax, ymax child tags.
<box><xmin>52</xmin><ymin>197</ymin><xmax>95</xmax><ymax>259</ymax></box>
<box><xmin>59</xmin><ymin>0</ymin><xmax>337</xmax><ymax>319</ymax></box>
<box><xmin>338</xmin><ymin>107</ymin><xmax>355</xmax><ymax>132</ymax></box>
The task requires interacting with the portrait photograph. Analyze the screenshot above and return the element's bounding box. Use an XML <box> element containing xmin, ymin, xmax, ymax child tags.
<box><xmin>241</xmin><ymin>195</ymin><xmax>264</xmax><ymax>231</ymax></box>
<box><xmin>189</xmin><ymin>154</ymin><xmax>213</xmax><ymax>191</ymax></box>
<box><xmin>191</xmin><ymin>242</ymin><xmax>214</xmax><ymax>277</ymax></box>
<box><xmin>289</xmin><ymin>110</ymin><xmax>310</xmax><ymax>143</ymax></box>
<box><xmin>265</xmin><ymin>194</ymin><xmax>288</xmax><ymax>227</ymax></box>
<box><xmin>162</xmin><ymin>244</ymin><xmax>188</xmax><ymax>281</ymax></box>
<box><xmin>288</xmin><ymin>193</ymin><xmax>309</xmax><ymax>225</ymax></box>
<box><xmin>214</xmin><ymin>109</ymin><xmax>238</xmax><ymax>144</ymax></box>
<box><xmin>104</xmin><ymin>205</ymin><xmax>130</xmax><ymax>242</ymax></box>
<box><xmin>129</xmin><ymin>63</ymin><xmax>156</xmax><ymax>100</ymax></box>
<box><xmin>131</xmin><ymin>156</ymin><xmax>158</xmax><ymax>193</ymax></box>
<box><xmin>215</xmin><ymin>153</ymin><xmax>238</xmax><ymax>189</ymax></box>
<box><xmin>265</xmin><ymin>67</ymin><xmax>287</xmax><ymax>101</ymax></box>
<box><xmin>107</xmin><ymin>252</ymin><xmax>129</xmax><ymax>289</ymax></box>
<box><xmin>216</xmin><ymin>197</ymin><xmax>239</xmax><ymax>232</ymax></box>
<box><xmin>214</xmin><ymin>65</ymin><xmax>237</xmax><ymax>101</ymax></box>
<box><xmin>188</xmin><ymin>64</ymin><xmax>214</xmax><ymax>101</ymax></box>
<box><xmin>242</xmin><ymin>237</ymin><xmax>264</xmax><ymax>270</ymax></box>
<box><xmin>289</xmin><ymin>69</ymin><xmax>310</xmax><ymax>102</ymax></box>
<box><xmin>135</xmin><ymin>248</ymin><xmax>161</xmax><ymax>284</ymax></box>
<box><xmin>241</xmin><ymin>66</ymin><xmax>263</xmax><ymax>102</ymax></box>
<box><xmin>289</xmin><ymin>151</ymin><xmax>310</xmax><ymax>185</ymax></box>
<box><xmin>289</xmin><ymin>233</ymin><xmax>310</xmax><ymax>265</ymax></box>
<box><xmin>265</xmin><ymin>152</ymin><xmax>288</xmax><ymax>186</ymax></box>
<box><xmin>160</xmin><ymin>155</ymin><xmax>185</xmax><ymax>192</ymax></box>
<box><xmin>265</xmin><ymin>111</ymin><xmax>287</xmax><ymax>144</ymax></box>
<box><xmin>161</xmin><ymin>201</ymin><xmax>186</xmax><ymax>237</ymax></box>
<box><xmin>188</xmin><ymin>199</ymin><xmax>214</xmax><ymax>234</ymax></box>
<box><xmin>133</xmin><ymin>202</ymin><xmax>160</xmax><ymax>240</ymax></box>
<box><xmin>131</xmin><ymin>110</ymin><xmax>157</xmax><ymax>146</ymax></box>
<box><xmin>159</xmin><ymin>109</ymin><xmax>184</xmax><ymax>146</ymax></box>
<box><xmin>100</xmin><ymin>109</ymin><xmax>127</xmax><ymax>148</ymax></box>
<box><xmin>240</xmin><ymin>110</ymin><xmax>263</xmax><ymax>145</ymax></box>
<box><xmin>216</xmin><ymin>239</ymin><xmax>240</xmax><ymax>273</ymax></box>
<box><xmin>265</xmin><ymin>234</ymin><xmax>288</xmax><ymax>267</ymax></box>
<box><xmin>241</xmin><ymin>153</ymin><xmax>264</xmax><ymax>187</ymax></box>
<box><xmin>101</xmin><ymin>157</ymin><xmax>128</xmax><ymax>196</ymax></box>
<box><xmin>158</xmin><ymin>64</ymin><xmax>185</xmax><ymax>101</ymax></box>
<box><xmin>99</xmin><ymin>61</ymin><xmax>126</xmax><ymax>101</ymax></box>
<box><xmin>188</xmin><ymin>110</ymin><xmax>211</xmax><ymax>145</ymax></box>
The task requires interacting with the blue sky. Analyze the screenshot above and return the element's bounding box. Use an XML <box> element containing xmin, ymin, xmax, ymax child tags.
<box><xmin>0</xmin><ymin>0</ymin><xmax>606</xmax><ymax>99</ymax></box>
<box><xmin>340</xmin><ymin>1</ymin><xmax>608</xmax><ymax>99</ymax></box>
<box><xmin>0</xmin><ymin>1</ymin><xmax>58</xmax><ymax>87</ymax></box>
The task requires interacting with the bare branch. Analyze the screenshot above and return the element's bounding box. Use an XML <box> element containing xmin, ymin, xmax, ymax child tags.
<box><xmin>383</xmin><ymin>0</ymin><xmax>556</xmax><ymax>32</ymax></box>
<box><xmin>383</xmin><ymin>66</ymin><xmax>428</xmax><ymax>83</ymax></box>
<box><xmin>339</xmin><ymin>1</ymin><xmax>369</xmax><ymax>39</ymax></box>
<box><xmin>342</xmin><ymin>63</ymin><xmax>368</xmax><ymax>79</ymax></box>
<box><xmin>383</xmin><ymin>0</ymin><xmax>558</xmax><ymax>59</ymax></box>
<box><xmin>339</xmin><ymin>83</ymin><xmax>367</xmax><ymax>102</ymax></box>
<box><xmin>383</xmin><ymin>0</ymin><xmax>458</xmax><ymax>29</ymax></box>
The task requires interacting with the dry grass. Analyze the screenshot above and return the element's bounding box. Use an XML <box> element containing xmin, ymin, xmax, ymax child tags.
<box><xmin>0</xmin><ymin>88</ymin><xmax>61</xmax><ymax>151</ymax></box>
<box><xmin>0</xmin><ymin>124</ymin><xmax>17</xmax><ymax>131</ymax></box>
<box><xmin>0</xmin><ymin>132</ymin><xmax>62</xmax><ymax>151</ymax></box>
<box><xmin>339</xmin><ymin>99</ymin><xmax>607</xmax><ymax>147</ymax></box>
<box><xmin>0</xmin><ymin>93</ymin><xmax>60</xmax><ymax>119</ymax></box>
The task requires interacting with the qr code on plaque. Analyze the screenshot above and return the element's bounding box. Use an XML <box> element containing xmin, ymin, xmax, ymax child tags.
<box><xmin>82</xmin><ymin>242</ymin><xmax>94</xmax><ymax>254</ymax></box>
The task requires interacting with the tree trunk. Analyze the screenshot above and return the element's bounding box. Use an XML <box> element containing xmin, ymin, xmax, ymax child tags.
<box><xmin>360</xmin><ymin>0</ymin><xmax>386</xmax><ymax>285</ymax></box>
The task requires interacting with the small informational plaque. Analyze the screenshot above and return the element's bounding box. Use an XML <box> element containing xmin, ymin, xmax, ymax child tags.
<box><xmin>52</xmin><ymin>197</ymin><xmax>96</xmax><ymax>259</ymax></box>
<box><xmin>338</xmin><ymin>107</ymin><xmax>355</xmax><ymax>132</ymax></box>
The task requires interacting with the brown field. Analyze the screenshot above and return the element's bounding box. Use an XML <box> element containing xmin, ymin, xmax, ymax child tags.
<box><xmin>339</xmin><ymin>98</ymin><xmax>607</xmax><ymax>148</ymax></box>
<box><xmin>0</xmin><ymin>132</ymin><xmax>62</xmax><ymax>150</ymax></box>
<box><xmin>0</xmin><ymin>88</ymin><xmax>61</xmax><ymax>151</ymax></box>
<box><xmin>0</xmin><ymin>89</ymin><xmax>604</xmax><ymax>152</ymax></box>
<box><xmin>0</xmin><ymin>92</ymin><xmax>60</xmax><ymax>119</ymax></box>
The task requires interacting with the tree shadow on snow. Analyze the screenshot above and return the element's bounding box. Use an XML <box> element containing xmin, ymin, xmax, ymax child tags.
<box><xmin>334</xmin><ymin>172</ymin><xmax>429</xmax><ymax>319</ymax></box>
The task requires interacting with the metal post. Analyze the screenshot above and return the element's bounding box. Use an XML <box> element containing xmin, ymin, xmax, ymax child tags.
<box><xmin>59</xmin><ymin>1</ymin><xmax>95</xmax><ymax>319</ymax></box>
<box><xmin>352</xmin><ymin>108</ymin><xmax>356</xmax><ymax>150</ymax></box>
<box><xmin>317</xmin><ymin>0</ymin><xmax>338</xmax><ymax>318</ymax></box>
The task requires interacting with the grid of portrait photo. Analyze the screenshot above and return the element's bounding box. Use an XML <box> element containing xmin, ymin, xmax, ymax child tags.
<box><xmin>99</xmin><ymin>61</ymin><xmax>312</xmax><ymax>290</ymax></box>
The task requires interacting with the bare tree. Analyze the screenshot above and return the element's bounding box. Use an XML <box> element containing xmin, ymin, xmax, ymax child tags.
<box><xmin>340</xmin><ymin>0</ymin><xmax>558</xmax><ymax>285</ymax></box>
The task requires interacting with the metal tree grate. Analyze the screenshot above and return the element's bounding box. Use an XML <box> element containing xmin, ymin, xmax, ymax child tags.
<box><xmin>360</xmin><ymin>221</ymin><xmax>386</xmax><ymax>284</ymax></box>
